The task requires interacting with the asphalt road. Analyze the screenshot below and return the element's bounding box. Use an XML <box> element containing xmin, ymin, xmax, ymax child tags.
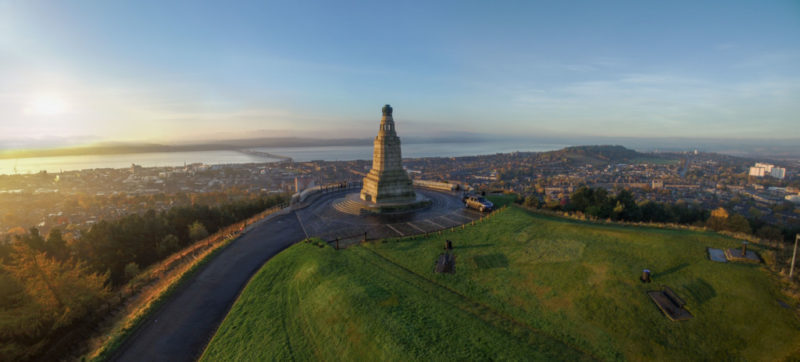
<box><xmin>111</xmin><ymin>211</ymin><xmax>306</xmax><ymax>362</ymax></box>
<box><xmin>111</xmin><ymin>189</ymin><xmax>480</xmax><ymax>361</ymax></box>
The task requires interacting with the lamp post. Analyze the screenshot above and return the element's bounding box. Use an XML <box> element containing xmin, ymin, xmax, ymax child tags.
<box><xmin>790</xmin><ymin>234</ymin><xmax>799</xmax><ymax>279</ymax></box>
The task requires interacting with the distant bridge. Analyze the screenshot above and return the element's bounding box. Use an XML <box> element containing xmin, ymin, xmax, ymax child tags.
<box><xmin>236</xmin><ymin>149</ymin><xmax>293</xmax><ymax>162</ymax></box>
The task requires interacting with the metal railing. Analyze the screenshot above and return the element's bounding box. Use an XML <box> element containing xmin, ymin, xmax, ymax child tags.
<box><xmin>291</xmin><ymin>181</ymin><xmax>363</xmax><ymax>205</ymax></box>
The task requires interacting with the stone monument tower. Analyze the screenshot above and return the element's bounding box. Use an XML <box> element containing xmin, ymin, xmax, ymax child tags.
<box><xmin>360</xmin><ymin>104</ymin><xmax>416</xmax><ymax>203</ymax></box>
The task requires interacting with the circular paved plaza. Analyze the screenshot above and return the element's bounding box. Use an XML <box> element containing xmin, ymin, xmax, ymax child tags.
<box><xmin>295</xmin><ymin>188</ymin><xmax>485</xmax><ymax>247</ymax></box>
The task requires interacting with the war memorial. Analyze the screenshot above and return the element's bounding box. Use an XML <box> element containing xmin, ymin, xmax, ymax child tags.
<box><xmin>290</xmin><ymin>104</ymin><xmax>482</xmax><ymax>246</ymax></box>
<box><xmin>334</xmin><ymin>104</ymin><xmax>431</xmax><ymax>214</ymax></box>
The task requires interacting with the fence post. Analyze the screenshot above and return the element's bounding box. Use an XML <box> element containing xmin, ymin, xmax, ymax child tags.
<box><xmin>336</xmin><ymin>237</ymin><xmax>339</xmax><ymax>250</ymax></box>
<box><xmin>363</xmin><ymin>232</ymin><xmax>367</xmax><ymax>243</ymax></box>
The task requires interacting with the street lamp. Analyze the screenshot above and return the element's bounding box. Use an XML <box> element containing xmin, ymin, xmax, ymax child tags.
<box><xmin>790</xmin><ymin>234</ymin><xmax>799</xmax><ymax>279</ymax></box>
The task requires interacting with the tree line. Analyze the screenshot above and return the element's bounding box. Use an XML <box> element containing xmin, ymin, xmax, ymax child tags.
<box><xmin>522</xmin><ymin>186</ymin><xmax>797</xmax><ymax>242</ymax></box>
<box><xmin>0</xmin><ymin>192</ymin><xmax>288</xmax><ymax>361</ymax></box>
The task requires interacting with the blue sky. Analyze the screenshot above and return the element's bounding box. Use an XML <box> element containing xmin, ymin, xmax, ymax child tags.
<box><xmin>0</xmin><ymin>0</ymin><xmax>798</xmax><ymax>148</ymax></box>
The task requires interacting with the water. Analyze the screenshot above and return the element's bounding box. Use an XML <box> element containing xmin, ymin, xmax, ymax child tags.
<box><xmin>0</xmin><ymin>151</ymin><xmax>265</xmax><ymax>175</ymax></box>
<box><xmin>0</xmin><ymin>141</ymin><xmax>566</xmax><ymax>175</ymax></box>
<box><xmin>254</xmin><ymin>141</ymin><xmax>567</xmax><ymax>162</ymax></box>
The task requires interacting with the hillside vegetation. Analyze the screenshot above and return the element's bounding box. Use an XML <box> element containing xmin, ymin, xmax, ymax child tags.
<box><xmin>0</xmin><ymin>194</ymin><xmax>288</xmax><ymax>361</ymax></box>
<box><xmin>202</xmin><ymin>204</ymin><xmax>800</xmax><ymax>361</ymax></box>
<box><xmin>539</xmin><ymin>145</ymin><xmax>674</xmax><ymax>166</ymax></box>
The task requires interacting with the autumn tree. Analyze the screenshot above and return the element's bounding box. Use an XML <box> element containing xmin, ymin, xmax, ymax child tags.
<box><xmin>0</xmin><ymin>244</ymin><xmax>109</xmax><ymax>360</ymax></box>
<box><xmin>706</xmin><ymin>207</ymin><xmax>729</xmax><ymax>230</ymax></box>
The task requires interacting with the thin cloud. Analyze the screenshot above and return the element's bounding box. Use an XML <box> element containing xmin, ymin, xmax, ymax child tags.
<box><xmin>511</xmin><ymin>73</ymin><xmax>800</xmax><ymax>138</ymax></box>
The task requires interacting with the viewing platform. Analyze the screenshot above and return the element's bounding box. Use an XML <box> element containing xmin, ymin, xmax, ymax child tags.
<box><xmin>333</xmin><ymin>192</ymin><xmax>431</xmax><ymax>215</ymax></box>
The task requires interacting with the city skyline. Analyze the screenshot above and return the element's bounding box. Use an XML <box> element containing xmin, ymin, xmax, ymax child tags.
<box><xmin>1</xmin><ymin>0</ymin><xmax>799</xmax><ymax>149</ymax></box>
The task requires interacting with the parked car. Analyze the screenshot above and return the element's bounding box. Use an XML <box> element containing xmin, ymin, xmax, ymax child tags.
<box><xmin>464</xmin><ymin>195</ymin><xmax>493</xmax><ymax>212</ymax></box>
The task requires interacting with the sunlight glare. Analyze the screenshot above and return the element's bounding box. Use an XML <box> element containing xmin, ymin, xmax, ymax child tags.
<box><xmin>25</xmin><ymin>93</ymin><xmax>70</xmax><ymax>116</ymax></box>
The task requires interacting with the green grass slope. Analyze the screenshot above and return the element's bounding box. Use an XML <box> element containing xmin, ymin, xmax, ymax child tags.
<box><xmin>202</xmin><ymin>206</ymin><xmax>800</xmax><ymax>361</ymax></box>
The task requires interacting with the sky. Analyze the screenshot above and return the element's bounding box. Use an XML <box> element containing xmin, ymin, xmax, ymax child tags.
<box><xmin>1</xmin><ymin>0</ymin><xmax>798</xmax><ymax>149</ymax></box>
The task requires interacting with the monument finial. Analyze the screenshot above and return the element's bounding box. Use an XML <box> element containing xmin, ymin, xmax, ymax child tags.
<box><xmin>382</xmin><ymin>104</ymin><xmax>393</xmax><ymax>116</ymax></box>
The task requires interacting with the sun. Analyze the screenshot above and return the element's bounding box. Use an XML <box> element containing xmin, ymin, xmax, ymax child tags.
<box><xmin>25</xmin><ymin>93</ymin><xmax>70</xmax><ymax>116</ymax></box>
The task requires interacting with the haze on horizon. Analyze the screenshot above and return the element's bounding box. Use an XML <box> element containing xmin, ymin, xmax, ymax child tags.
<box><xmin>1</xmin><ymin>0</ymin><xmax>798</xmax><ymax>150</ymax></box>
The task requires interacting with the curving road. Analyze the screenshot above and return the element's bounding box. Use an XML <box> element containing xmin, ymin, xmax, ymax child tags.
<box><xmin>111</xmin><ymin>189</ymin><xmax>480</xmax><ymax>361</ymax></box>
<box><xmin>111</xmin><ymin>211</ymin><xmax>306</xmax><ymax>362</ymax></box>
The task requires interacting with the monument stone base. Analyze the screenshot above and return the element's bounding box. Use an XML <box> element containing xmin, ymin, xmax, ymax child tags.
<box><xmin>333</xmin><ymin>192</ymin><xmax>431</xmax><ymax>215</ymax></box>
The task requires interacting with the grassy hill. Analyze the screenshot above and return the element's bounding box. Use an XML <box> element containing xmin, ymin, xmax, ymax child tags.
<box><xmin>491</xmin><ymin>145</ymin><xmax>679</xmax><ymax>169</ymax></box>
<box><xmin>543</xmin><ymin>145</ymin><xmax>657</xmax><ymax>166</ymax></box>
<box><xmin>201</xmin><ymin>203</ymin><xmax>800</xmax><ymax>361</ymax></box>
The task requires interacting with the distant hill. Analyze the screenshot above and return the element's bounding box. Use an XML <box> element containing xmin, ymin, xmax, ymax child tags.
<box><xmin>523</xmin><ymin>145</ymin><xmax>672</xmax><ymax>166</ymax></box>
<box><xmin>556</xmin><ymin>145</ymin><xmax>641</xmax><ymax>161</ymax></box>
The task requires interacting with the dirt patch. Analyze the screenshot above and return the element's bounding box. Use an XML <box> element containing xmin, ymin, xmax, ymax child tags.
<box><xmin>379</xmin><ymin>295</ymin><xmax>399</xmax><ymax>307</ymax></box>
<box><xmin>542</xmin><ymin>294</ymin><xmax>573</xmax><ymax>312</ymax></box>
<box><xmin>345</xmin><ymin>322</ymin><xmax>364</xmax><ymax>346</ymax></box>
<box><xmin>294</xmin><ymin>263</ymin><xmax>318</xmax><ymax>281</ymax></box>
<box><xmin>505</xmin><ymin>274</ymin><xmax>550</xmax><ymax>310</ymax></box>
<box><xmin>585</xmin><ymin>263</ymin><xmax>609</xmax><ymax>287</ymax></box>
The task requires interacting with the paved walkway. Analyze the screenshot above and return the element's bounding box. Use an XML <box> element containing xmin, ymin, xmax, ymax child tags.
<box><xmin>111</xmin><ymin>189</ymin><xmax>480</xmax><ymax>361</ymax></box>
<box><xmin>296</xmin><ymin>189</ymin><xmax>483</xmax><ymax>246</ymax></box>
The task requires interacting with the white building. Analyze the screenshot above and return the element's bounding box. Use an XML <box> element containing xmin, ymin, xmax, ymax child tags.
<box><xmin>749</xmin><ymin>166</ymin><xmax>766</xmax><ymax>177</ymax></box>
<box><xmin>755</xmin><ymin>163</ymin><xmax>774</xmax><ymax>173</ymax></box>
<box><xmin>749</xmin><ymin>162</ymin><xmax>785</xmax><ymax>179</ymax></box>
<box><xmin>770</xmin><ymin>167</ymin><xmax>786</xmax><ymax>179</ymax></box>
